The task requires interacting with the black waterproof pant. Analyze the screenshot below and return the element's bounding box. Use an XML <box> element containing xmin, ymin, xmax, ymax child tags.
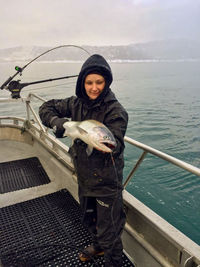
<box><xmin>79</xmin><ymin>191</ymin><xmax>126</xmax><ymax>266</ymax></box>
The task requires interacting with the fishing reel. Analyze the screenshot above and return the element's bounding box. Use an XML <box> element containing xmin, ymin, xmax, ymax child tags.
<box><xmin>0</xmin><ymin>65</ymin><xmax>24</xmax><ymax>98</ymax></box>
<box><xmin>7</xmin><ymin>79</ymin><xmax>25</xmax><ymax>99</ymax></box>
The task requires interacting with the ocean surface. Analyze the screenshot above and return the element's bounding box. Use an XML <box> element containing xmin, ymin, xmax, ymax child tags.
<box><xmin>1</xmin><ymin>59</ymin><xmax>200</xmax><ymax>245</ymax></box>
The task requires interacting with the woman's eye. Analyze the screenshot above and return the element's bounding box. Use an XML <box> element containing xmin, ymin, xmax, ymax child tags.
<box><xmin>85</xmin><ymin>81</ymin><xmax>92</xmax><ymax>85</ymax></box>
<box><xmin>96</xmin><ymin>80</ymin><xmax>104</xmax><ymax>85</ymax></box>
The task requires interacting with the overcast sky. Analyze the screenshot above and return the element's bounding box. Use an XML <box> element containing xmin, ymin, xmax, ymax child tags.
<box><xmin>1</xmin><ymin>0</ymin><xmax>200</xmax><ymax>49</ymax></box>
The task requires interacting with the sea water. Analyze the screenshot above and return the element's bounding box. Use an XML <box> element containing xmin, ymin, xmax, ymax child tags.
<box><xmin>1</xmin><ymin>60</ymin><xmax>200</xmax><ymax>245</ymax></box>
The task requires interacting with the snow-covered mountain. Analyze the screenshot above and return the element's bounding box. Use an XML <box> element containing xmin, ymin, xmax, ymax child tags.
<box><xmin>0</xmin><ymin>39</ymin><xmax>200</xmax><ymax>62</ymax></box>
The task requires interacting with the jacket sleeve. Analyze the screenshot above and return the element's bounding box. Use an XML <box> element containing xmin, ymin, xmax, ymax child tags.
<box><xmin>104</xmin><ymin>105</ymin><xmax>128</xmax><ymax>157</ymax></box>
<box><xmin>39</xmin><ymin>96</ymin><xmax>75</xmax><ymax>128</ymax></box>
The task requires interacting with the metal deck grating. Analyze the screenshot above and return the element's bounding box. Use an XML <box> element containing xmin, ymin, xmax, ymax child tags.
<box><xmin>0</xmin><ymin>157</ymin><xmax>50</xmax><ymax>193</ymax></box>
<box><xmin>0</xmin><ymin>189</ymin><xmax>134</xmax><ymax>266</ymax></box>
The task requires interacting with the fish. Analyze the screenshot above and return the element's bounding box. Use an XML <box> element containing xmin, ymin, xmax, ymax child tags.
<box><xmin>63</xmin><ymin>119</ymin><xmax>117</xmax><ymax>156</ymax></box>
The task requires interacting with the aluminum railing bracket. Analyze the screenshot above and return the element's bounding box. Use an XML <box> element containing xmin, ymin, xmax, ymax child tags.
<box><xmin>181</xmin><ymin>249</ymin><xmax>196</xmax><ymax>267</ymax></box>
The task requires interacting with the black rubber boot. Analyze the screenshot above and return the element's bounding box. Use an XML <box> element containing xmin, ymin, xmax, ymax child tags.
<box><xmin>78</xmin><ymin>244</ymin><xmax>104</xmax><ymax>262</ymax></box>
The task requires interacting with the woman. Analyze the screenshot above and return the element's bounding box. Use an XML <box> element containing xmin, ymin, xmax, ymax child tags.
<box><xmin>39</xmin><ymin>54</ymin><xmax>128</xmax><ymax>266</ymax></box>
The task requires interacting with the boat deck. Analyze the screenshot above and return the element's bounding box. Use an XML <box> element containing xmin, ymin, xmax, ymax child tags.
<box><xmin>0</xmin><ymin>145</ymin><xmax>134</xmax><ymax>266</ymax></box>
<box><xmin>1</xmin><ymin>189</ymin><xmax>133</xmax><ymax>266</ymax></box>
<box><xmin>0</xmin><ymin>157</ymin><xmax>50</xmax><ymax>193</ymax></box>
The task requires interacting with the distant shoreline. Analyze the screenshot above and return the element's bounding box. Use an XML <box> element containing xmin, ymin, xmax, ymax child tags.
<box><xmin>1</xmin><ymin>58</ymin><xmax>200</xmax><ymax>64</ymax></box>
<box><xmin>1</xmin><ymin>40</ymin><xmax>200</xmax><ymax>63</ymax></box>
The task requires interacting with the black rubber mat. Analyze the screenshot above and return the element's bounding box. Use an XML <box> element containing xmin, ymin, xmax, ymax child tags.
<box><xmin>0</xmin><ymin>189</ymin><xmax>134</xmax><ymax>267</ymax></box>
<box><xmin>0</xmin><ymin>157</ymin><xmax>50</xmax><ymax>193</ymax></box>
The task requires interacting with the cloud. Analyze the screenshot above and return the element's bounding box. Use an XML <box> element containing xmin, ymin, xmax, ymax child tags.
<box><xmin>0</xmin><ymin>0</ymin><xmax>199</xmax><ymax>48</ymax></box>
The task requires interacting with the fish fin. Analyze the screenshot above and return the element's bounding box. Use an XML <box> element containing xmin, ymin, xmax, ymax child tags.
<box><xmin>63</xmin><ymin>123</ymin><xmax>70</xmax><ymax>136</ymax></box>
<box><xmin>77</xmin><ymin>126</ymin><xmax>88</xmax><ymax>135</ymax></box>
<box><xmin>63</xmin><ymin>121</ymin><xmax>78</xmax><ymax>135</ymax></box>
<box><xmin>86</xmin><ymin>145</ymin><xmax>93</xmax><ymax>156</ymax></box>
<box><xmin>63</xmin><ymin>128</ymin><xmax>69</xmax><ymax>136</ymax></box>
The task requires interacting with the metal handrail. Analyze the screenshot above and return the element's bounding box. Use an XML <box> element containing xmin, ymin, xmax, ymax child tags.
<box><xmin>1</xmin><ymin>94</ymin><xmax>200</xmax><ymax>189</ymax></box>
<box><xmin>123</xmin><ymin>136</ymin><xmax>200</xmax><ymax>187</ymax></box>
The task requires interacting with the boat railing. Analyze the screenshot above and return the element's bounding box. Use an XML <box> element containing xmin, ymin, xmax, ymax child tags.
<box><xmin>0</xmin><ymin>94</ymin><xmax>74</xmax><ymax>171</ymax></box>
<box><xmin>123</xmin><ymin>136</ymin><xmax>200</xmax><ymax>187</ymax></box>
<box><xmin>1</xmin><ymin>93</ymin><xmax>200</xmax><ymax>188</ymax></box>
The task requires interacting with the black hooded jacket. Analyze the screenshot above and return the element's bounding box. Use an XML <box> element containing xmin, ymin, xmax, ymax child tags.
<box><xmin>39</xmin><ymin>54</ymin><xmax>128</xmax><ymax>197</ymax></box>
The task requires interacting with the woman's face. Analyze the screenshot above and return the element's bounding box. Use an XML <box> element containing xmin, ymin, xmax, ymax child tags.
<box><xmin>84</xmin><ymin>74</ymin><xmax>105</xmax><ymax>100</ymax></box>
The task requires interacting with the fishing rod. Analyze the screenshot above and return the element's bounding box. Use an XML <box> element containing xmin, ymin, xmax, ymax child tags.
<box><xmin>6</xmin><ymin>74</ymin><xmax>78</xmax><ymax>99</ymax></box>
<box><xmin>0</xmin><ymin>45</ymin><xmax>90</xmax><ymax>98</ymax></box>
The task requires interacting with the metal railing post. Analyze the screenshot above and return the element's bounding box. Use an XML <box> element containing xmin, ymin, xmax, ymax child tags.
<box><xmin>27</xmin><ymin>102</ymin><xmax>46</xmax><ymax>132</ymax></box>
<box><xmin>123</xmin><ymin>151</ymin><xmax>147</xmax><ymax>188</ymax></box>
